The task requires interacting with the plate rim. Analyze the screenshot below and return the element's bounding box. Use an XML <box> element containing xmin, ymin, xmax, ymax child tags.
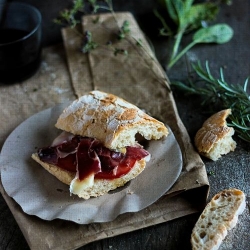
<box><xmin>0</xmin><ymin>103</ymin><xmax>182</xmax><ymax>224</ymax></box>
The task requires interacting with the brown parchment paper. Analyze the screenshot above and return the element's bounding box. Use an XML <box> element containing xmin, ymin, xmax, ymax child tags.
<box><xmin>62</xmin><ymin>12</ymin><xmax>209</xmax><ymax>195</ymax></box>
<box><xmin>0</xmin><ymin>12</ymin><xmax>209</xmax><ymax>250</ymax></box>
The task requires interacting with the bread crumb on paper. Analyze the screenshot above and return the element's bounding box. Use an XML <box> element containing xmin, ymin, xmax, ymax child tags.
<box><xmin>127</xmin><ymin>190</ymin><xmax>134</xmax><ymax>195</ymax></box>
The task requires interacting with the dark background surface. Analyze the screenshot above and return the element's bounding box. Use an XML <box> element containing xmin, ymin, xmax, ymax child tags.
<box><xmin>0</xmin><ymin>0</ymin><xmax>249</xmax><ymax>249</ymax></box>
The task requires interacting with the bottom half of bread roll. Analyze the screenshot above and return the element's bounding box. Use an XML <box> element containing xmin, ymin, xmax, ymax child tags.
<box><xmin>32</xmin><ymin>153</ymin><xmax>146</xmax><ymax>199</ymax></box>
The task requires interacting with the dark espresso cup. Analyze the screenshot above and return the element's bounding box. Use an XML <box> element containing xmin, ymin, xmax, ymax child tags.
<box><xmin>0</xmin><ymin>2</ymin><xmax>42</xmax><ymax>84</ymax></box>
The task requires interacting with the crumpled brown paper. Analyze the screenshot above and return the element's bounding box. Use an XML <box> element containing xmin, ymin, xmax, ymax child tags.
<box><xmin>62</xmin><ymin>12</ymin><xmax>209</xmax><ymax>195</ymax></box>
<box><xmin>0</xmin><ymin>12</ymin><xmax>209</xmax><ymax>250</ymax></box>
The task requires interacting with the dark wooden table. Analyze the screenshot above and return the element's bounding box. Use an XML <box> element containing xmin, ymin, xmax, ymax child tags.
<box><xmin>0</xmin><ymin>1</ymin><xmax>249</xmax><ymax>249</ymax></box>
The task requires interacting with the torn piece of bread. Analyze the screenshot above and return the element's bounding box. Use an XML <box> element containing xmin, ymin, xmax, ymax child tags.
<box><xmin>191</xmin><ymin>188</ymin><xmax>246</xmax><ymax>250</ymax></box>
<box><xmin>194</xmin><ymin>109</ymin><xmax>236</xmax><ymax>161</ymax></box>
<box><xmin>55</xmin><ymin>90</ymin><xmax>168</xmax><ymax>150</ymax></box>
<box><xmin>32</xmin><ymin>153</ymin><xmax>146</xmax><ymax>199</ymax></box>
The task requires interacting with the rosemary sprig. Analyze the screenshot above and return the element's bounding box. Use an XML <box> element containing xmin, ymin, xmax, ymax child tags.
<box><xmin>171</xmin><ymin>61</ymin><xmax>250</xmax><ymax>143</ymax></box>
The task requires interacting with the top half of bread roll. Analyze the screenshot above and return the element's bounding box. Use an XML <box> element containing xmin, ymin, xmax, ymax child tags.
<box><xmin>55</xmin><ymin>90</ymin><xmax>168</xmax><ymax>149</ymax></box>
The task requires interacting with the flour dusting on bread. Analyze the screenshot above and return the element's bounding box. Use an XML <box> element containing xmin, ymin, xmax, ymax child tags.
<box><xmin>191</xmin><ymin>188</ymin><xmax>246</xmax><ymax>250</ymax></box>
<box><xmin>55</xmin><ymin>90</ymin><xmax>168</xmax><ymax>150</ymax></box>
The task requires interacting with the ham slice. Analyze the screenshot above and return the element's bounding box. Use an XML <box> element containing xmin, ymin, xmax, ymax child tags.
<box><xmin>38</xmin><ymin>133</ymin><xmax>150</xmax><ymax>181</ymax></box>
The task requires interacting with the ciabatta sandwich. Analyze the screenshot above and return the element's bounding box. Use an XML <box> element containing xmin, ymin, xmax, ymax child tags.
<box><xmin>32</xmin><ymin>91</ymin><xmax>169</xmax><ymax>199</ymax></box>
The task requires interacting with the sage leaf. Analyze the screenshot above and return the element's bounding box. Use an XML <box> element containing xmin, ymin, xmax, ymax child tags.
<box><xmin>186</xmin><ymin>3</ymin><xmax>219</xmax><ymax>31</ymax></box>
<box><xmin>160</xmin><ymin>0</ymin><xmax>182</xmax><ymax>23</ymax></box>
<box><xmin>193</xmin><ymin>24</ymin><xmax>233</xmax><ymax>44</ymax></box>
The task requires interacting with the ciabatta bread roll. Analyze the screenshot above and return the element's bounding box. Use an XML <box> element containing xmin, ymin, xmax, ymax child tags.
<box><xmin>191</xmin><ymin>188</ymin><xmax>246</xmax><ymax>250</ymax></box>
<box><xmin>194</xmin><ymin>109</ymin><xmax>236</xmax><ymax>161</ymax></box>
<box><xmin>55</xmin><ymin>90</ymin><xmax>168</xmax><ymax>150</ymax></box>
<box><xmin>32</xmin><ymin>91</ymin><xmax>169</xmax><ymax>199</ymax></box>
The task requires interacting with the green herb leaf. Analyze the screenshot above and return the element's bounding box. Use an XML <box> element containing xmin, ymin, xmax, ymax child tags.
<box><xmin>118</xmin><ymin>20</ymin><xmax>130</xmax><ymax>40</ymax></box>
<box><xmin>186</xmin><ymin>3</ymin><xmax>219</xmax><ymax>32</ymax></box>
<box><xmin>159</xmin><ymin>0</ymin><xmax>184</xmax><ymax>24</ymax></box>
<box><xmin>81</xmin><ymin>31</ymin><xmax>98</xmax><ymax>53</ymax></box>
<box><xmin>208</xmin><ymin>171</ymin><xmax>215</xmax><ymax>176</ymax></box>
<box><xmin>155</xmin><ymin>0</ymin><xmax>233</xmax><ymax>69</ymax></box>
<box><xmin>193</xmin><ymin>24</ymin><xmax>234</xmax><ymax>44</ymax></box>
<box><xmin>114</xmin><ymin>48</ymin><xmax>128</xmax><ymax>56</ymax></box>
<box><xmin>167</xmin><ymin>23</ymin><xmax>233</xmax><ymax>69</ymax></box>
<box><xmin>54</xmin><ymin>0</ymin><xmax>84</xmax><ymax>28</ymax></box>
<box><xmin>153</xmin><ymin>9</ymin><xmax>173</xmax><ymax>36</ymax></box>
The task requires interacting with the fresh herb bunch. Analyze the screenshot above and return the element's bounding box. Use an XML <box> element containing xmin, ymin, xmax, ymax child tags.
<box><xmin>54</xmin><ymin>0</ymin><xmax>132</xmax><ymax>54</ymax></box>
<box><xmin>154</xmin><ymin>0</ymin><xmax>233</xmax><ymax>69</ymax></box>
<box><xmin>54</xmin><ymin>0</ymin><xmax>170</xmax><ymax>87</ymax></box>
<box><xmin>171</xmin><ymin>61</ymin><xmax>250</xmax><ymax>143</ymax></box>
<box><xmin>54</xmin><ymin>0</ymin><xmax>113</xmax><ymax>28</ymax></box>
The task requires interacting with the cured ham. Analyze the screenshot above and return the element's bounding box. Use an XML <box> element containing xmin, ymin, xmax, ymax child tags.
<box><xmin>38</xmin><ymin>133</ymin><xmax>150</xmax><ymax>181</ymax></box>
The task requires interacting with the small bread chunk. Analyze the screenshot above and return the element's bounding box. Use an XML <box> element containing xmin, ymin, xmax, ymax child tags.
<box><xmin>191</xmin><ymin>188</ymin><xmax>246</xmax><ymax>250</ymax></box>
<box><xmin>194</xmin><ymin>109</ymin><xmax>236</xmax><ymax>161</ymax></box>
<box><xmin>32</xmin><ymin>153</ymin><xmax>146</xmax><ymax>199</ymax></box>
<box><xmin>55</xmin><ymin>90</ymin><xmax>168</xmax><ymax>150</ymax></box>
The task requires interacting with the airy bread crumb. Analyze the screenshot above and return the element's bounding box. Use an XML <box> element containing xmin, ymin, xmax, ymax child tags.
<box><xmin>194</xmin><ymin>109</ymin><xmax>236</xmax><ymax>161</ymax></box>
<box><xmin>191</xmin><ymin>188</ymin><xmax>246</xmax><ymax>250</ymax></box>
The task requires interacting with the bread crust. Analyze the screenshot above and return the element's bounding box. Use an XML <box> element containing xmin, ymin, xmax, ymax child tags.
<box><xmin>32</xmin><ymin>153</ymin><xmax>146</xmax><ymax>199</ymax></box>
<box><xmin>194</xmin><ymin>109</ymin><xmax>236</xmax><ymax>161</ymax></box>
<box><xmin>191</xmin><ymin>188</ymin><xmax>246</xmax><ymax>250</ymax></box>
<box><xmin>55</xmin><ymin>90</ymin><xmax>168</xmax><ymax>149</ymax></box>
